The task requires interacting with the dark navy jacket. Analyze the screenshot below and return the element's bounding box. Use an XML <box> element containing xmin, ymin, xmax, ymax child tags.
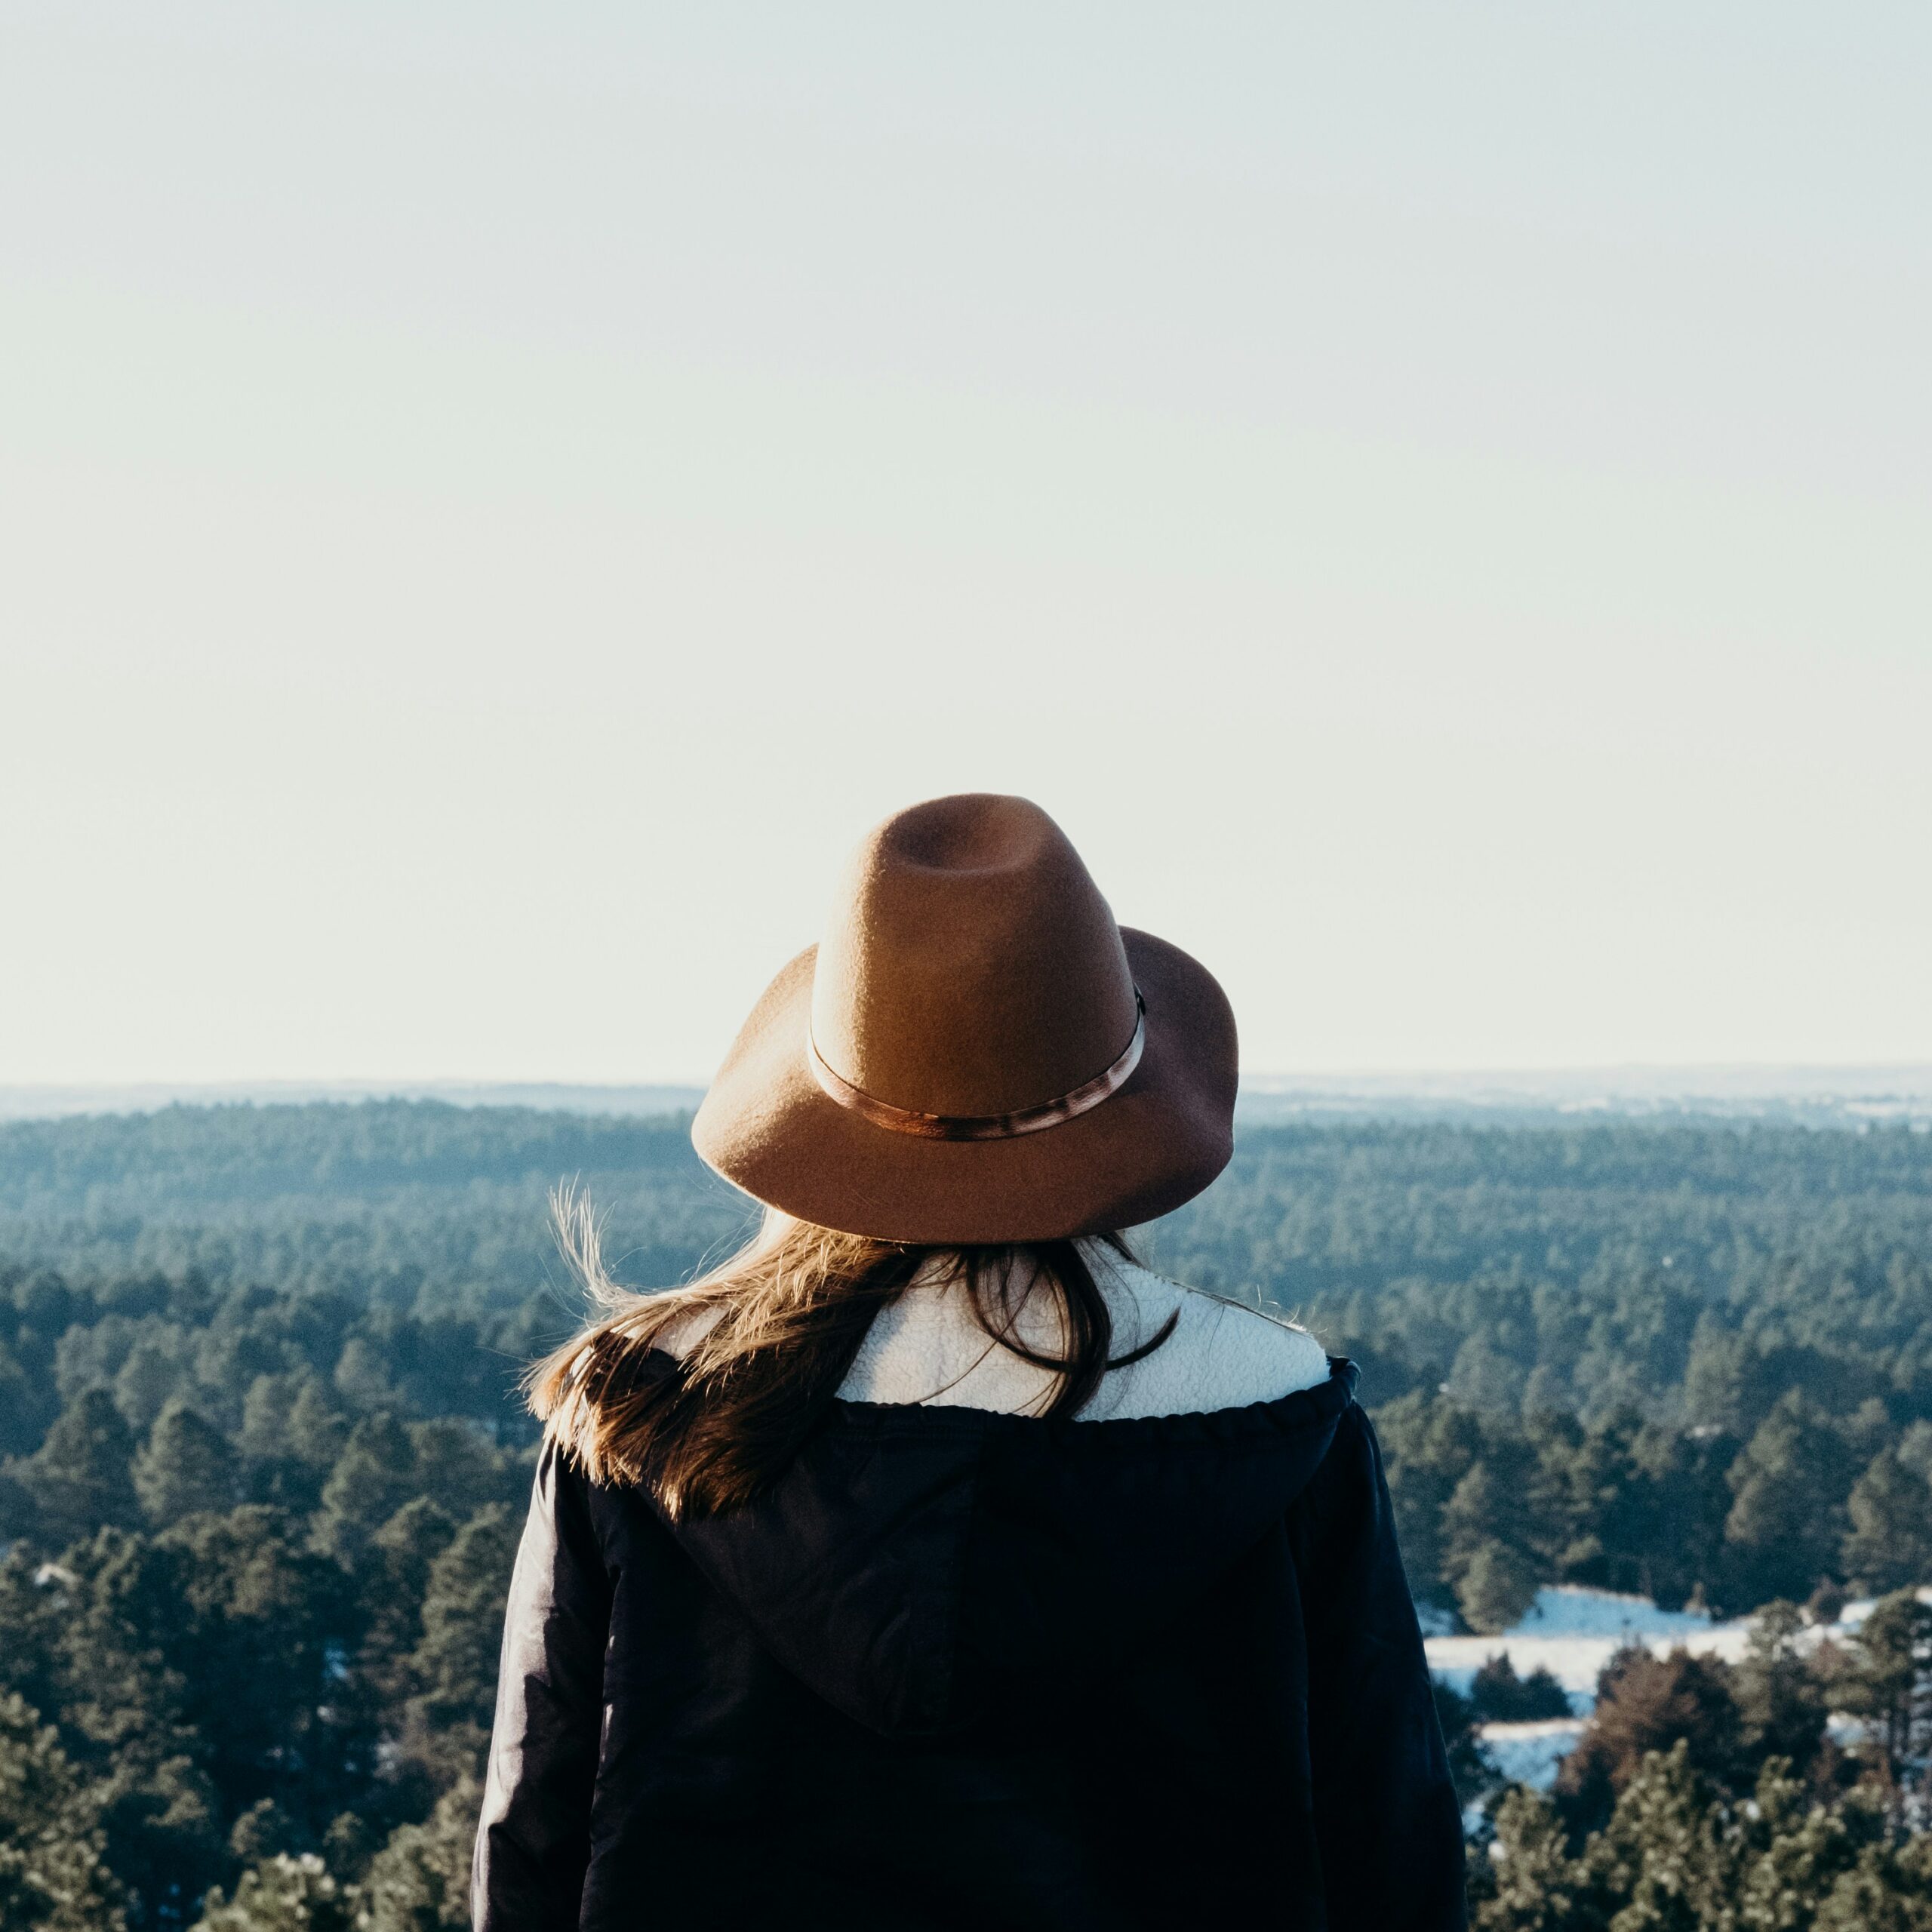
<box><xmin>473</xmin><ymin>1356</ymin><xmax>1466</xmax><ymax>1930</ymax></box>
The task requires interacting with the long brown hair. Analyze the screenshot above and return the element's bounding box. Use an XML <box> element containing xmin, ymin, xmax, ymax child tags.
<box><xmin>527</xmin><ymin>1188</ymin><xmax>1175</xmax><ymax>1518</ymax></box>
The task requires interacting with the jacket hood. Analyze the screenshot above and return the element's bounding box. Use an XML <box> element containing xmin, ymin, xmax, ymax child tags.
<box><xmin>658</xmin><ymin>1358</ymin><xmax>1360</xmax><ymax>1737</ymax></box>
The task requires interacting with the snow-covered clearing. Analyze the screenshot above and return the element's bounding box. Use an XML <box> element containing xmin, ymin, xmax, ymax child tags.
<box><xmin>1428</xmin><ymin>1585</ymin><xmax>1743</xmax><ymax>1712</ymax></box>
<box><xmin>1425</xmin><ymin>1585</ymin><xmax>1919</xmax><ymax>1791</ymax></box>
<box><xmin>1478</xmin><ymin>1720</ymin><xmax>1589</xmax><ymax>1789</ymax></box>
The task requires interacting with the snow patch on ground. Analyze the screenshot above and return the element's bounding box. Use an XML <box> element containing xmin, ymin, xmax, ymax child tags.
<box><xmin>1480</xmin><ymin>1720</ymin><xmax>1589</xmax><ymax>1791</ymax></box>
<box><xmin>1429</xmin><ymin>1585</ymin><xmax>1743</xmax><ymax>1712</ymax></box>
<box><xmin>1511</xmin><ymin>1586</ymin><xmax>1715</xmax><ymax>1640</ymax></box>
<box><xmin>1431</xmin><ymin>1586</ymin><xmax>1932</xmax><ymax>1707</ymax></box>
<box><xmin>1426</xmin><ymin>1585</ymin><xmax>1909</xmax><ymax>1790</ymax></box>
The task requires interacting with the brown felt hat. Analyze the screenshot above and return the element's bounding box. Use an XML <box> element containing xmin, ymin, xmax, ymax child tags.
<box><xmin>691</xmin><ymin>794</ymin><xmax>1238</xmax><ymax>1243</ymax></box>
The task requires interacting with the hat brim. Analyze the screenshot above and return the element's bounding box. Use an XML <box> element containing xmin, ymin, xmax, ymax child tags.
<box><xmin>691</xmin><ymin>928</ymin><xmax>1238</xmax><ymax>1244</ymax></box>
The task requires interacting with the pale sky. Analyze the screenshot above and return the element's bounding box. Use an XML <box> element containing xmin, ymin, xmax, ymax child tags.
<box><xmin>2</xmin><ymin>3</ymin><xmax>1927</xmax><ymax>1085</ymax></box>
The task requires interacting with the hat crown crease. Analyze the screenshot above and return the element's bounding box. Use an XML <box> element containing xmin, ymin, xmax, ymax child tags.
<box><xmin>808</xmin><ymin>795</ymin><xmax>1139</xmax><ymax>1121</ymax></box>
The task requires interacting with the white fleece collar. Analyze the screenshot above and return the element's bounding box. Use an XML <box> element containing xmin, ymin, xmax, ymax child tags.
<box><xmin>835</xmin><ymin>1251</ymin><xmax>1329</xmax><ymax>1420</ymax></box>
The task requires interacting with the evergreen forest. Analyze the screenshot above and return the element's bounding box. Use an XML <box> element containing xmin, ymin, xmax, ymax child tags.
<box><xmin>2</xmin><ymin>1100</ymin><xmax>1929</xmax><ymax>1927</ymax></box>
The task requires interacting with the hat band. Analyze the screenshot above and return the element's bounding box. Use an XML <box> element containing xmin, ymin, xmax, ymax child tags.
<box><xmin>806</xmin><ymin>990</ymin><xmax>1146</xmax><ymax>1142</ymax></box>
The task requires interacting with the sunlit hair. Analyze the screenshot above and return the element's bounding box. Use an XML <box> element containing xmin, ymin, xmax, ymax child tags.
<box><xmin>526</xmin><ymin>1185</ymin><xmax>1174</xmax><ymax>1519</ymax></box>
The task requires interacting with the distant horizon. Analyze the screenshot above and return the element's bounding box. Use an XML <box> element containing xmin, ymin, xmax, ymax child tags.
<box><xmin>10</xmin><ymin>1057</ymin><xmax>1932</xmax><ymax>1090</ymax></box>
<box><xmin>7</xmin><ymin>1060</ymin><xmax>1932</xmax><ymax>1128</ymax></box>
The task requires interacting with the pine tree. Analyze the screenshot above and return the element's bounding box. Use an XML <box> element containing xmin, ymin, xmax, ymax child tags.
<box><xmin>1556</xmin><ymin>1647</ymin><xmax>1743</xmax><ymax>1836</ymax></box>
<box><xmin>332</xmin><ymin>1336</ymin><xmax>395</xmax><ymax>1414</ymax></box>
<box><xmin>1468</xmin><ymin>1786</ymin><xmax>1606</xmax><ymax>1931</ymax></box>
<box><xmin>91</xmin><ymin>1749</ymin><xmax>225</xmax><ymax>1931</ymax></box>
<box><xmin>1443</xmin><ymin>1457</ymin><xmax>1543</xmax><ymax>1632</ymax></box>
<box><xmin>0</xmin><ymin>1690</ymin><xmax>128</xmax><ymax>1932</ymax></box>
<box><xmin>191</xmin><ymin>1852</ymin><xmax>357</xmax><ymax>1932</ymax></box>
<box><xmin>360</xmin><ymin>1776</ymin><xmax>479</xmax><ymax>1932</ymax></box>
<box><xmin>1814</xmin><ymin>1832</ymin><xmax>1932</xmax><ymax>1931</ymax></box>
<box><xmin>1730</xmin><ymin>1599</ymin><xmax>1828</xmax><ymax>1778</ymax></box>
<box><xmin>359</xmin><ymin>1498</ymin><xmax>457</xmax><ymax>1711</ymax></box>
<box><xmin>1722</xmin><ymin>1392</ymin><xmax>1854</xmax><ymax>1607</ymax></box>
<box><xmin>134</xmin><ymin>1401</ymin><xmax>241</xmax><ymax>1525</ymax></box>
<box><xmin>405</xmin><ymin>1419</ymin><xmax>512</xmax><ymax>1525</ymax></box>
<box><xmin>26</xmin><ymin>1390</ymin><xmax>141</xmax><ymax>1551</ymax></box>
<box><xmin>0</xmin><ymin>1524</ymin><xmax>225</xmax><ymax>1917</ymax></box>
<box><xmin>118</xmin><ymin>1506</ymin><xmax>355</xmax><ymax>1854</ymax></box>
<box><xmin>1841</xmin><ymin>1447</ymin><xmax>1932</xmax><ymax>1595</ymax></box>
<box><xmin>312</xmin><ymin>1416</ymin><xmax>417</xmax><ymax>1566</ymax></box>
<box><xmin>1836</xmin><ymin>1589</ymin><xmax>1932</xmax><ymax>1816</ymax></box>
<box><xmin>0</xmin><ymin>1340</ymin><xmax>46</xmax><ymax>1458</ymax></box>
<box><xmin>1624</xmin><ymin>1421</ymin><xmax>1735</xmax><ymax>1614</ymax></box>
<box><xmin>1730</xmin><ymin>1758</ymin><xmax>1881</xmax><ymax>1930</ymax></box>
<box><xmin>1578</xmin><ymin>1740</ymin><xmax>1737</xmax><ymax>1931</ymax></box>
<box><xmin>1454</xmin><ymin>1540</ymin><xmax>1543</xmax><ymax>1638</ymax></box>
<box><xmin>401</xmin><ymin>1505</ymin><xmax>518</xmax><ymax>1784</ymax></box>
<box><xmin>240</xmin><ymin>1375</ymin><xmax>344</xmax><ymax>1514</ymax></box>
<box><xmin>1469</xmin><ymin>1654</ymin><xmax>1573</xmax><ymax>1724</ymax></box>
<box><xmin>1481</xmin><ymin>1740</ymin><xmax>1932</xmax><ymax>1930</ymax></box>
<box><xmin>112</xmin><ymin>1334</ymin><xmax>191</xmax><ymax>1438</ymax></box>
<box><xmin>238</xmin><ymin>1374</ymin><xmax>301</xmax><ymax>1466</ymax></box>
<box><xmin>1372</xmin><ymin>1390</ymin><xmax>1486</xmax><ymax>1616</ymax></box>
<box><xmin>285</xmin><ymin>1380</ymin><xmax>351</xmax><ymax>1476</ymax></box>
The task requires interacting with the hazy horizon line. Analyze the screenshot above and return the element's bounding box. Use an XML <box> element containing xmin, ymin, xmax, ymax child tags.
<box><xmin>6</xmin><ymin>1063</ymin><xmax>1932</xmax><ymax>1129</ymax></box>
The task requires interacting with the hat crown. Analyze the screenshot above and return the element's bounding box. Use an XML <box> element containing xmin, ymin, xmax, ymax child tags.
<box><xmin>809</xmin><ymin>795</ymin><xmax>1138</xmax><ymax>1119</ymax></box>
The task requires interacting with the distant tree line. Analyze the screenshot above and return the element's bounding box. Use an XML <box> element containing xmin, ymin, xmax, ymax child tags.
<box><xmin>0</xmin><ymin>1103</ymin><xmax>746</xmax><ymax>1313</ymax></box>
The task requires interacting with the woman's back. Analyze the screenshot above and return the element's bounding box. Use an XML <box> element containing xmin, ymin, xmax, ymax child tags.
<box><xmin>474</xmin><ymin>1263</ymin><xmax>1463</xmax><ymax>1930</ymax></box>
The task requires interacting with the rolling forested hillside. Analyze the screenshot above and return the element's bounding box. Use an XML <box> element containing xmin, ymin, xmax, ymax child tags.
<box><xmin>2</xmin><ymin>1102</ymin><xmax>1929</xmax><ymax>1926</ymax></box>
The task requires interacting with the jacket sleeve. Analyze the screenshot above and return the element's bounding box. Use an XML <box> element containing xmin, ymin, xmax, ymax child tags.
<box><xmin>472</xmin><ymin>1437</ymin><xmax>613</xmax><ymax>1932</ymax></box>
<box><xmin>1290</xmin><ymin>1401</ymin><xmax>1468</xmax><ymax>1932</ymax></box>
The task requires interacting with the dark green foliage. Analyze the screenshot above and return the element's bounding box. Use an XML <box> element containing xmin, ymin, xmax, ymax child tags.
<box><xmin>149</xmin><ymin>1509</ymin><xmax>352</xmax><ymax>1817</ymax></box>
<box><xmin>1844</xmin><ymin>1431</ymin><xmax>1932</xmax><ymax>1595</ymax></box>
<box><xmin>1469</xmin><ymin>1656</ymin><xmax>1573</xmax><ymax>1724</ymax></box>
<box><xmin>0</xmin><ymin>1690</ymin><xmax>129</xmax><ymax>1931</ymax></box>
<box><xmin>397</xmin><ymin>1505</ymin><xmax>519</xmax><ymax>1788</ymax></box>
<box><xmin>1443</xmin><ymin>1452</ymin><xmax>1545</xmax><ymax>1632</ymax></box>
<box><xmin>1154</xmin><ymin>1116</ymin><xmax>1932</xmax><ymax>1628</ymax></box>
<box><xmin>1829</xmin><ymin>1590</ymin><xmax>1932</xmax><ymax>1821</ymax></box>
<box><xmin>313</xmin><ymin>1417</ymin><xmax>421</xmax><ymax>1564</ymax></box>
<box><xmin>1471</xmin><ymin>1746</ymin><xmax>1932</xmax><ymax>1929</ymax></box>
<box><xmin>1531</xmin><ymin>1597</ymin><xmax>1932</xmax><ymax>1871</ymax></box>
<box><xmin>358</xmin><ymin>1500</ymin><xmax>457</xmax><ymax>1712</ymax></box>
<box><xmin>20</xmin><ymin>1390</ymin><xmax>143</xmax><ymax>1550</ymax></box>
<box><xmin>0</xmin><ymin>1100</ymin><xmax>743</xmax><ymax>1305</ymax></box>
<box><xmin>0</xmin><ymin>1242</ymin><xmax>528</xmax><ymax>1926</ymax></box>
<box><xmin>1730</xmin><ymin>1598</ymin><xmax>1829</xmax><ymax>1774</ymax></box>
<box><xmin>1434</xmin><ymin>1677</ymin><xmax>1502</xmax><ymax>1813</ymax></box>
<box><xmin>134</xmin><ymin>1402</ymin><xmax>241</xmax><ymax>1524</ymax></box>
<box><xmin>357</xmin><ymin>1777</ymin><xmax>478</xmax><ymax>1931</ymax></box>
<box><xmin>192</xmin><ymin>1853</ymin><xmax>357</xmax><ymax>1932</ymax></box>
<box><xmin>1722</xmin><ymin>1392</ymin><xmax>1859</xmax><ymax>1607</ymax></box>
